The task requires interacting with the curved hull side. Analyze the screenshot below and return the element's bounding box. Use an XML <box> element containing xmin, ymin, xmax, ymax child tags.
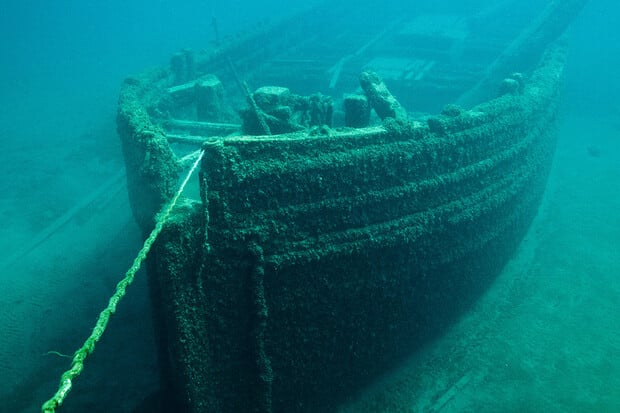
<box><xmin>150</xmin><ymin>49</ymin><xmax>564</xmax><ymax>412</ymax></box>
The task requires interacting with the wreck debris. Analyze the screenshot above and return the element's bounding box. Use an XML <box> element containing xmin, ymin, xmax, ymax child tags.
<box><xmin>241</xmin><ymin>86</ymin><xmax>333</xmax><ymax>135</ymax></box>
<box><xmin>499</xmin><ymin>72</ymin><xmax>525</xmax><ymax>96</ymax></box>
<box><xmin>170</xmin><ymin>48</ymin><xmax>196</xmax><ymax>85</ymax></box>
<box><xmin>344</xmin><ymin>93</ymin><xmax>370</xmax><ymax>127</ymax></box>
<box><xmin>195</xmin><ymin>75</ymin><xmax>225</xmax><ymax>121</ymax></box>
<box><xmin>243</xmin><ymin>81</ymin><xmax>273</xmax><ymax>135</ymax></box>
<box><xmin>359</xmin><ymin>71</ymin><xmax>407</xmax><ymax>120</ymax></box>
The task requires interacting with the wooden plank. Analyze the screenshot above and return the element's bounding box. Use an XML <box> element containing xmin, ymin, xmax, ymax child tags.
<box><xmin>162</xmin><ymin>119</ymin><xmax>241</xmax><ymax>136</ymax></box>
<box><xmin>166</xmin><ymin>134</ymin><xmax>211</xmax><ymax>145</ymax></box>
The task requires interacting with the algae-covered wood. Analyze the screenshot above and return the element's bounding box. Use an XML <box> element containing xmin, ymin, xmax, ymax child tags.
<box><xmin>148</xmin><ymin>47</ymin><xmax>564</xmax><ymax>412</ymax></box>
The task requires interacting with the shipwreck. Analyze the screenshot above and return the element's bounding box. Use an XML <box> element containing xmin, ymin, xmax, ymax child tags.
<box><xmin>112</xmin><ymin>1</ymin><xmax>588</xmax><ymax>411</ymax></box>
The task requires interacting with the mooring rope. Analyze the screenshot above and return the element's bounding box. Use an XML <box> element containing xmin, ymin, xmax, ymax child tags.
<box><xmin>41</xmin><ymin>149</ymin><xmax>205</xmax><ymax>413</ymax></box>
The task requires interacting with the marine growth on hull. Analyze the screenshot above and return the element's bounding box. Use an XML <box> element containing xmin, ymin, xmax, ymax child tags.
<box><xmin>112</xmin><ymin>1</ymin><xmax>587</xmax><ymax>412</ymax></box>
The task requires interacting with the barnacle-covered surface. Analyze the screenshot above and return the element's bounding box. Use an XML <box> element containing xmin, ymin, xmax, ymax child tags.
<box><xmin>147</xmin><ymin>46</ymin><xmax>564</xmax><ymax>412</ymax></box>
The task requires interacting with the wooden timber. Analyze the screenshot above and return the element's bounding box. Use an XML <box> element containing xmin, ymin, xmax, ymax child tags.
<box><xmin>116</xmin><ymin>1</ymin><xmax>587</xmax><ymax>411</ymax></box>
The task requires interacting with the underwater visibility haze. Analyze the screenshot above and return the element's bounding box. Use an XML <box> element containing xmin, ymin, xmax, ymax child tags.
<box><xmin>0</xmin><ymin>0</ymin><xmax>618</xmax><ymax>412</ymax></box>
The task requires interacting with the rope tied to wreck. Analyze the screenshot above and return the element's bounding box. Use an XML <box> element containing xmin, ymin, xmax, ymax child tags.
<box><xmin>41</xmin><ymin>149</ymin><xmax>205</xmax><ymax>413</ymax></box>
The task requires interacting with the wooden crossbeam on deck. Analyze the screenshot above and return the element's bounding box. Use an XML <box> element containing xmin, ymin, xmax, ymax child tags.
<box><xmin>162</xmin><ymin>119</ymin><xmax>240</xmax><ymax>136</ymax></box>
<box><xmin>165</xmin><ymin>133</ymin><xmax>212</xmax><ymax>145</ymax></box>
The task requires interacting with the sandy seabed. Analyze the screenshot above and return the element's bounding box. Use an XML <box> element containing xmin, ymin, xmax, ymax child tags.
<box><xmin>0</xmin><ymin>122</ymin><xmax>159</xmax><ymax>413</ymax></box>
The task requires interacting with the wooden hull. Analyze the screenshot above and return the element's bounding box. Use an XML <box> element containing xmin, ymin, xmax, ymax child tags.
<box><xmin>144</xmin><ymin>47</ymin><xmax>563</xmax><ymax>412</ymax></box>
<box><xmin>113</xmin><ymin>2</ymin><xmax>592</xmax><ymax>410</ymax></box>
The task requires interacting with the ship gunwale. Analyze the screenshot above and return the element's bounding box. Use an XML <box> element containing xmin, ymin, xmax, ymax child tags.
<box><xmin>114</xmin><ymin>3</ymin><xmax>584</xmax><ymax>411</ymax></box>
